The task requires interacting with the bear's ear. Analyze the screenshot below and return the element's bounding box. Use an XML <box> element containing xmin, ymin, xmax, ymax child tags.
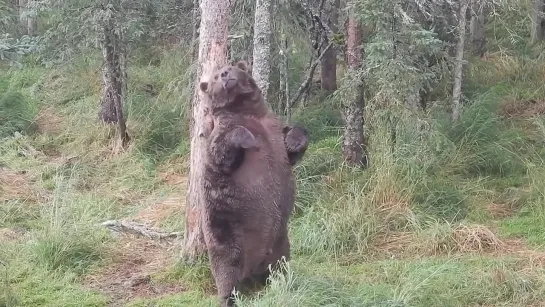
<box><xmin>199</xmin><ymin>81</ymin><xmax>209</xmax><ymax>92</ymax></box>
<box><xmin>235</xmin><ymin>60</ymin><xmax>249</xmax><ymax>72</ymax></box>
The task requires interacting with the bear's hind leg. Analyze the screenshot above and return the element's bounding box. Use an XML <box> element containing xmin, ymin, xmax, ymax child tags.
<box><xmin>208</xmin><ymin>245</ymin><xmax>243</xmax><ymax>307</ymax></box>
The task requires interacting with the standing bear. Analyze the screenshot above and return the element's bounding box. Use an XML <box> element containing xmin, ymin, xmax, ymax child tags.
<box><xmin>198</xmin><ymin>61</ymin><xmax>306</xmax><ymax>307</ymax></box>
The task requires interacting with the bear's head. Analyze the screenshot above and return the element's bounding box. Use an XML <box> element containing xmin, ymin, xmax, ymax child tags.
<box><xmin>199</xmin><ymin>61</ymin><xmax>266</xmax><ymax>116</ymax></box>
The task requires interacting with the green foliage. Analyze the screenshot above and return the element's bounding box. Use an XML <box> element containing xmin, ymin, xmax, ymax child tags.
<box><xmin>0</xmin><ymin>91</ymin><xmax>37</xmax><ymax>138</ymax></box>
<box><xmin>351</xmin><ymin>0</ymin><xmax>451</xmax><ymax>109</ymax></box>
<box><xmin>0</xmin><ymin>35</ymin><xmax>40</xmax><ymax>67</ymax></box>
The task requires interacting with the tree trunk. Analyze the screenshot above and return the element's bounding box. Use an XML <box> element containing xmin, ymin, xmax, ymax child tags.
<box><xmin>25</xmin><ymin>0</ymin><xmax>36</xmax><ymax>36</ymax></box>
<box><xmin>191</xmin><ymin>0</ymin><xmax>200</xmax><ymax>59</ymax></box>
<box><xmin>98</xmin><ymin>2</ymin><xmax>129</xmax><ymax>148</ymax></box>
<box><xmin>320</xmin><ymin>0</ymin><xmax>339</xmax><ymax>92</ymax></box>
<box><xmin>182</xmin><ymin>0</ymin><xmax>230</xmax><ymax>262</ymax></box>
<box><xmin>532</xmin><ymin>0</ymin><xmax>545</xmax><ymax>43</ymax></box>
<box><xmin>452</xmin><ymin>0</ymin><xmax>469</xmax><ymax>122</ymax></box>
<box><xmin>279</xmin><ymin>26</ymin><xmax>290</xmax><ymax>119</ymax></box>
<box><xmin>342</xmin><ymin>13</ymin><xmax>367</xmax><ymax>167</ymax></box>
<box><xmin>251</xmin><ymin>0</ymin><xmax>272</xmax><ymax>100</ymax></box>
<box><xmin>18</xmin><ymin>0</ymin><xmax>27</xmax><ymax>36</ymax></box>
<box><xmin>469</xmin><ymin>0</ymin><xmax>486</xmax><ymax>57</ymax></box>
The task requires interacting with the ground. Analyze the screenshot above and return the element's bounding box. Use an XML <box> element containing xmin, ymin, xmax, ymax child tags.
<box><xmin>3</xmin><ymin>47</ymin><xmax>545</xmax><ymax>306</ymax></box>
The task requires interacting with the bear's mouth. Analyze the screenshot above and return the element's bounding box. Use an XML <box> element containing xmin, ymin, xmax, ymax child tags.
<box><xmin>222</xmin><ymin>78</ymin><xmax>237</xmax><ymax>91</ymax></box>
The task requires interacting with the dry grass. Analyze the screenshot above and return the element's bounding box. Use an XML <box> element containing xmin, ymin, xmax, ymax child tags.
<box><xmin>34</xmin><ymin>106</ymin><xmax>65</xmax><ymax>135</ymax></box>
<box><xmin>499</xmin><ymin>99</ymin><xmax>545</xmax><ymax>119</ymax></box>
<box><xmin>0</xmin><ymin>227</ymin><xmax>26</xmax><ymax>242</ymax></box>
<box><xmin>374</xmin><ymin>223</ymin><xmax>506</xmax><ymax>258</ymax></box>
<box><xmin>0</xmin><ymin>167</ymin><xmax>45</xmax><ymax>202</ymax></box>
<box><xmin>486</xmin><ymin>202</ymin><xmax>519</xmax><ymax>219</ymax></box>
<box><xmin>449</xmin><ymin>224</ymin><xmax>505</xmax><ymax>253</ymax></box>
<box><xmin>133</xmin><ymin>195</ymin><xmax>185</xmax><ymax>226</ymax></box>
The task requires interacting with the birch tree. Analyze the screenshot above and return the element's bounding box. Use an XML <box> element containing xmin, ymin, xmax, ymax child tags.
<box><xmin>469</xmin><ymin>0</ymin><xmax>486</xmax><ymax>56</ymax></box>
<box><xmin>252</xmin><ymin>0</ymin><xmax>271</xmax><ymax>100</ymax></box>
<box><xmin>182</xmin><ymin>0</ymin><xmax>230</xmax><ymax>261</ymax></box>
<box><xmin>531</xmin><ymin>0</ymin><xmax>545</xmax><ymax>43</ymax></box>
<box><xmin>452</xmin><ymin>0</ymin><xmax>469</xmax><ymax>122</ymax></box>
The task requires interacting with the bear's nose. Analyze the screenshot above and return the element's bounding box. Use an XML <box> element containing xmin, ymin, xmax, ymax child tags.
<box><xmin>221</xmin><ymin>71</ymin><xmax>228</xmax><ymax>78</ymax></box>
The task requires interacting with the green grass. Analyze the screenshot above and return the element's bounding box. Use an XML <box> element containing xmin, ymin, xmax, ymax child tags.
<box><xmin>4</xmin><ymin>34</ymin><xmax>545</xmax><ymax>307</ymax></box>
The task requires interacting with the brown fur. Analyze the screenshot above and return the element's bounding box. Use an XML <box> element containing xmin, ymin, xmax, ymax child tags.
<box><xmin>199</xmin><ymin>62</ymin><xmax>301</xmax><ymax>306</ymax></box>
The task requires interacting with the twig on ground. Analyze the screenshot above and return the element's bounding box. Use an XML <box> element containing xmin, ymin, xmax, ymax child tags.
<box><xmin>101</xmin><ymin>220</ymin><xmax>182</xmax><ymax>241</ymax></box>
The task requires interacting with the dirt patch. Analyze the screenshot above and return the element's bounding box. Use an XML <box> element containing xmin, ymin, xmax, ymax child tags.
<box><xmin>84</xmin><ymin>173</ymin><xmax>188</xmax><ymax>304</ymax></box>
<box><xmin>133</xmin><ymin>196</ymin><xmax>185</xmax><ymax>226</ymax></box>
<box><xmin>486</xmin><ymin>202</ymin><xmax>519</xmax><ymax>219</ymax></box>
<box><xmin>159</xmin><ymin>171</ymin><xmax>188</xmax><ymax>187</ymax></box>
<box><xmin>84</xmin><ymin>235</ymin><xmax>184</xmax><ymax>306</ymax></box>
<box><xmin>499</xmin><ymin>99</ymin><xmax>545</xmax><ymax>119</ymax></box>
<box><xmin>0</xmin><ymin>227</ymin><xmax>26</xmax><ymax>242</ymax></box>
<box><xmin>132</xmin><ymin>173</ymin><xmax>187</xmax><ymax>226</ymax></box>
<box><xmin>0</xmin><ymin>167</ymin><xmax>44</xmax><ymax>202</ymax></box>
<box><xmin>34</xmin><ymin>107</ymin><xmax>64</xmax><ymax>135</ymax></box>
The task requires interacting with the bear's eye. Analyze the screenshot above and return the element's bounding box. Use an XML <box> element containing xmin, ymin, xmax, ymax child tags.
<box><xmin>214</xmin><ymin>75</ymin><xmax>218</xmax><ymax>80</ymax></box>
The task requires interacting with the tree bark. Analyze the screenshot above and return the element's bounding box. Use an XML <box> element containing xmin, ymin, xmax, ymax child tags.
<box><xmin>26</xmin><ymin>0</ymin><xmax>36</xmax><ymax>36</ymax></box>
<box><xmin>452</xmin><ymin>0</ymin><xmax>469</xmax><ymax>123</ymax></box>
<box><xmin>251</xmin><ymin>0</ymin><xmax>272</xmax><ymax>100</ymax></box>
<box><xmin>279</xmin><ymin>26</ymin><xmax>290</xmax><ymax>119</ymax></box>
<box><xmin>320</xmin><ymin>0</ymin><xmax>339</xmax><ymax>92</ymax></box>
<box><xmin>98</xmin><ymin>2</ymin><xmax>129</xmax><ymax>148</ymax></box>
<box><xmin>342</xmin><ymin>13</ymin><xmax>367</xmax><ymax>167</ymax></box>
<box><xmin>531</xmin><ymin>0</ymin><xmax>545</xmax><ymax>43</ymax></box>
<box><xmin>191</xmin><ymin>0</ymin><xmax>200</xmax><ymax>59</ymax></box>
<box><xmin>18</xmin><ymin>0</ymin><xmax>27</xmax><ymax>36</ymax></box>
<box><xmin>469</xmin><ymin>0</ymin><xmax>486</xmax><ymax>57</ymax></box>
<box><xmin>182</xmin><ymin>0</ymin><xmax>230</xmax><ymax>262</ymax></box>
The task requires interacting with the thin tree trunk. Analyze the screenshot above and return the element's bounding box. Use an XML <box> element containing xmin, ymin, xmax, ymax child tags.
<box><xmin>191</xmin><ymin>0</ymin><xmax>200</xmax><ymax>59</ymax></box>
<box><xmin>452</xmin><ymin>0</ymin><xmax>469</xmax><ymax>122</ymax></box>
<box><xmin>531</xmin><ymin>0</ymin><xmax>545</xmax><ymax>43</ymax></box>
<box><xmin>279</xmin><ymin>27</ymin><xmax>290</xmax><ymax>119</ymax></box>
<box><xmin>469</xmin><ymin>0</ymin><xmax>486</xmax><ymax>57</ymax></box>
<box><xmin>342</xmin><ymin>13</ymin><xmax>367</xmax><ymax>167</ymax></box>
<box><xmin>320</xmin><ymin>0</ymin><xmax>339</xmax><ymax>92</ymax></box>
<box><xmin>182</xmin><ymin>0</ymin><xmax>230</xmax><ymax>262</ymax></box>
<box><xmin>98</xmin><ymin>2</ymin><xmax>129</xmax><ymax>148</ymax></box>
<box><xmin>18</xmin><ymin>0</ymin><xmax>27</xmax><ymax>36</ymax></box>
<box><xmin>252</xmin><ymin>0</ymin><xmax>272</xmax><ymax>100</ymax></box>
<box><xmin>26</xmin><ymin>0</ymin><xmax>36</xmax><ymax>36</ymax></box>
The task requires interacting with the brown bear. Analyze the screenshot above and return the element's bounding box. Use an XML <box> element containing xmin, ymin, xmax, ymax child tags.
<box><xmin>202</xmin><ymin>60</ymin><xmax>309</xmax><ymax>167</ymax></box>
<box><xmin>199</xmin><ymin>62</ymin><xmax>305</xmax><ymax>306</ymax></box>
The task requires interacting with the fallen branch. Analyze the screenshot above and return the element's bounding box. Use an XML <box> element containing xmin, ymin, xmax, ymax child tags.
<box><xmin>289</xmin><ymin>42</ymin><xmax>333</xmax><ymax>108</ymax></box>
<box><xmin>101</xmin><ymin>220</ymin><xmax>182</xmax><ymax>240</ymax></box>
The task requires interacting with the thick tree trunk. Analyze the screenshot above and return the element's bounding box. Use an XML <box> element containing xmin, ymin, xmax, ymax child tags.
<box><xmin>182</xmin><ymin>0</ymin><xmax>230</xmax><ymax>262</ymax></box>
<box><xmin>452</xmin><ymin>0</ymin><xmax>469</xmax><ymax>122</ymax></box>
<box><xmin>251</xmin><ymin>0</ymin><xmax>272</xmax><ymax>100</ymax></box>
<box><xmin>342</xmin><ymin>14</ymin><xmax>367</xmax><ymax>167</ymax></box>
<box><xmin>98</xmin><ymin>3</ymin><xmax>129</xmax><ymax>148</ymax></box>
<box><xmin>532</xmin><ymin>0</ymin><xmax>545</xmax><ymax>43</ymax></box>
<box><xmin>469</xmin><ymin>0</ymin><xmax>486</xmax><ymax>57</ymax></box>
<box><xmin>320</xmin><ymin>0</ymin><xmax>339</xmax><ymax>92</ymax></box>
